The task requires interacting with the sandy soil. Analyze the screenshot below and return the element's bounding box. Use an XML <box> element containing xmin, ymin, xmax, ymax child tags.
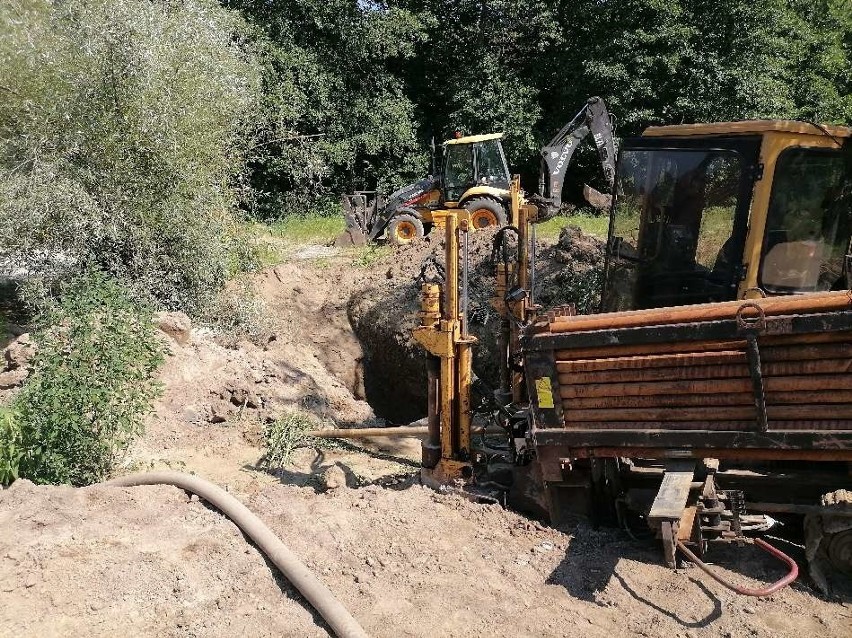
<box><xmin>1</xmin><ymin>230</ymin><xmax>850</xmax><ymax>637</ymax></box>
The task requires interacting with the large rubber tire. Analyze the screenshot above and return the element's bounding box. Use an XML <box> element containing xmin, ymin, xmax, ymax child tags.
<box><xmin>387</xmin><ymin>213</ymin><xmax>425</xmax><ymax>246</ymax></box>
<box><xmin>463</xmin><ymin>197</ymin><xmax>508</xmax><ymax>230</ymax></box>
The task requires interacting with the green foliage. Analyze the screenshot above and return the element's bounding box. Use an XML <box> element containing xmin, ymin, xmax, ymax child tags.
<box><xmin>0</xmin><ymin>408</ymin><xmax>23</xmax><ymax>486</ymax></box>
<box><xmin>537</xmin><ymin>211</ymin><xmax>612</xmax><ymax>241</ymax></box>
<box><xmin>0</xmin><ymin>0</ymin><xmax>261</xmax><ymax>314</ymax></box>
<box><xmin>261</xmin><ymin>410</ymin><xmax>327</xmax><ymax>469</ymax></box>
<box><xmin>226</xmin><ymin>0</ymin><xmax>430</xmax><ymax>219</ymax></box>
<box><xmin>225</xmin><ymin>0</ymin><xmax>850</xmax><ymax>216</ymax></box>
<box><xmin>12</xmin><ymin>271</ymin><xmax>165</xmax><ymax>486</ymax></box>
<box><xmin>269</xmin><ymin>214</ymin><xmax>346</xmax><ymax>243</ymax></box>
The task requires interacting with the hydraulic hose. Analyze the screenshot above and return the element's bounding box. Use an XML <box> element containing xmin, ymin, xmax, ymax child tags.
<box><xmin>105</xmin><ymin>471</ymin><xmax>369</xmax><ymax>638</ymax></box>
<box><xmin>677</xmin><ymin>538</ymin><xmax>798</xmax><ymax>597</ymax></box>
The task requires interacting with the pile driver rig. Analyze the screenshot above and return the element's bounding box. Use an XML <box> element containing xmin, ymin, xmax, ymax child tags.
<box><xmin>412</xmin><ymin>117</ymin><xmax>852</xmax><ymax>595</ymax></box>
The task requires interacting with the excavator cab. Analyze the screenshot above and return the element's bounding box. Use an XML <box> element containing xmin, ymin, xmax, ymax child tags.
<box><xmin>602</xmin><ymin>122</ymin><xmax>852</xmax><ymax>312</ymax></box>
<box><xmin>441</xmin><ymin>134</ymin><xmax>511</xmax><ymax>200</ymax></box>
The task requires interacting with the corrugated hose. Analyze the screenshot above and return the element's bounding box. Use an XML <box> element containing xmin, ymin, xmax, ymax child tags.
<box><xmin>105</xmin><ymin>471</ymin><xmax>369</xmax><ymax>638</ymax></box>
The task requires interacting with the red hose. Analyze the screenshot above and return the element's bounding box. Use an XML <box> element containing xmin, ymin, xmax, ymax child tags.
<box><xmin>677</xmin><ymin>538</ymin><xmax>798</xmax><ymax>596</ymax></box>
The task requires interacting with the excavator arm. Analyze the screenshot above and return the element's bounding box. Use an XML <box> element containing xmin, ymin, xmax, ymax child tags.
<box><xmin>536</xmin><ymin>96</ymin><xmax>617</xmax><ymax>216</ymax></box>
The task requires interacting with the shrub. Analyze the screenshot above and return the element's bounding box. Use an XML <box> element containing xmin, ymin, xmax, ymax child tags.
<box><xmin>0</xmin><ymin>408</ymin><xmax>23</xmax><ymax>486</ymax></box>
<box><xmin>0</xmin><ymin>0</ymin><xmax>261</xmax><ymax>314</ymax></box>
<box><xmin>13</xmin><ymin>271</ymin><xmax>165</xmax><ymax>486</ymax></box>
<box><xmin>261</xmin><ymin>411</ymin><xmax>326</xmax><ymax>470</ymax></box>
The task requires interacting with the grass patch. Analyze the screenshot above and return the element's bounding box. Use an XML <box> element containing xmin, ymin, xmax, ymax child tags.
<box><xmin>351</xmin><ymin>244</ymin><xmax>391</xmax><ymax>268</ymax></box>
<box><xmin>268</xmin><ymin>214</ymin><xmax>345</xmax><ymax>244</ymax></box>
<box><xmin>536</xmin><ymin>210</ymin><xmax>610</xmax><ymax>241</ymax></box>
<box><xmin>261</xmin><ymin>410</ymin><xmax>340</xmax><ymax>470</ymax></box>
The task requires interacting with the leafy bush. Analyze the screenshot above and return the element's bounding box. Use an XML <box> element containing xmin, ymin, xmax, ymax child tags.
<box><xmin>0</xmin><ymin>0</ymin><xmax>261</xmax><ymax>314</ymax></box>
<box><xmin>13</xmin><ymin>272</ymin><xmax>165</xmax><ymax>486</ymax></box>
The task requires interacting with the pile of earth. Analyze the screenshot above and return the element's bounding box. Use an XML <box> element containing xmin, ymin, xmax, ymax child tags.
<box><xmin>348</xmin><ymin>224</ymin><xmax>606</xmax><ymax>422</ymax></box>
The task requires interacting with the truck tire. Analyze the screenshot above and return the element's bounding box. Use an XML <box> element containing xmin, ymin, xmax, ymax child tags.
<box><xmin>463</xmin><ymin>197</ymin><xmax>508</xmax><ymax>229</ymax></box>
<box><xmin>388</xmin><ymin>213</ymin><xmax>425</xmax><ymax>246</ymax></box>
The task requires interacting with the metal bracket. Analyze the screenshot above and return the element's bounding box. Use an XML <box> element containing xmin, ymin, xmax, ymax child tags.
<box><xmin>736</xmin><ymin>303</ymin><xmax>769</xmax><ymax>432</ymax></box>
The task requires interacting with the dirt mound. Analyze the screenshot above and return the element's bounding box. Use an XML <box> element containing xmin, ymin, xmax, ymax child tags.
<box><xmin>535</xmin><ymin>225</ymin><xmax>607</xmax><ymax>314</ymax></box>
<box><xmin>348</xmin><ymin>228</ymin><xmax>504</xmax><ymax>421</ymax></box>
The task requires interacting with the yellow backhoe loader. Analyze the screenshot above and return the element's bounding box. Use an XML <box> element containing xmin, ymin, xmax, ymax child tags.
<box><xmin>413</xmin><ymin>118</ymin><xmax>852</xmax><ymax>594</ymax></box>
<box><xmin>336</xmin><ymin>97</ymin><xmax>616</xmax><ymax>246</ymax></box>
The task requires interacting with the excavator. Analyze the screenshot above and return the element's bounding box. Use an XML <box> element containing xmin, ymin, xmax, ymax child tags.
<box><xmin>335</xmin><ymin>97</ymin><xmax>616</xmax><ymax>246</ymax></box>
<box><xmin>412</xmin><ymin>116</ymin><xmax>852</xmax><ymax>595</ymax></box>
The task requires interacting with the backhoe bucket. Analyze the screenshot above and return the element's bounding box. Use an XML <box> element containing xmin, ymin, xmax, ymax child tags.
<box><xmin>334</xmin><ymin>193</ymin><xmax>371</xmax><ymax>247</ymax></box>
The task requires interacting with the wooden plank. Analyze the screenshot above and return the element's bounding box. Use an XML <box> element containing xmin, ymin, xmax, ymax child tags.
<box><xmin>548</xmin><ymin>291</ymin><xmax>852</xmax><ymax>334</ymax></box>
<box><xmin>558</xmin><ymin>375</ymin><xmax>852</xmax><ymax>399</ymax></box>
<box><xmin>648</xmin><ymin>462</ymin><xmax>695</xmax><ymax>521</ymax></box>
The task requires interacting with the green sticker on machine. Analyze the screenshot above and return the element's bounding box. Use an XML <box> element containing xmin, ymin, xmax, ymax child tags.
<box><xmin>535</xmin><ymin>377</ymin><xmax>554</xmax><ymax>409</ymax></box>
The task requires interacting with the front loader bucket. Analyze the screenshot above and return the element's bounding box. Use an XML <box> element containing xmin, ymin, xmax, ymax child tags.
<box><xmin>334</xmin><ymin>226</ymin><xmax>368</xmax><ymax>247</ymax></box>
<box><xmin>335</xmin><ymin>192</ymin><xmax>373</xmax><ymax>247</ymax></box>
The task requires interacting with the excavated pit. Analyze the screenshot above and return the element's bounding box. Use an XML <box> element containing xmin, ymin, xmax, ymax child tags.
<box><xmin>346</xmin><ymin>225</ymin><xmax>607</xmax><ymax>423</ymax></box>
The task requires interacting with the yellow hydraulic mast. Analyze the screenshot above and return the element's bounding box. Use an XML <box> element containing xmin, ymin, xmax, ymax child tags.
<box><xmin>413</xmin><ymin>208</ymin><xmax>476</xmax><ymax>485</ymax></box>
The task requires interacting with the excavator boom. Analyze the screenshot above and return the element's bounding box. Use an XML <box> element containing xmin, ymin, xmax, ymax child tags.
<box><xmin>537</xmin><ymin>96</ymin><xmax>617</xmax><ymax>216</ymax></box>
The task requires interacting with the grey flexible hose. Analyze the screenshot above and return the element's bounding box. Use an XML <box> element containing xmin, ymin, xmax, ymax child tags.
<box><xmin>105</xmin><ymin>471</ymin><xmax>369</xmax><ymax>638</ymax></box>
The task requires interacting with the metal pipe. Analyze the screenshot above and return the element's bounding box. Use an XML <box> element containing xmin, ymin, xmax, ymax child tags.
<box><xmin>423</xmin><ymin>355</ymin><xmax>441</xmax><ymax>467</ymax></box>
<box><xmin>444</xmin><ymin>213</ymin><xmax>458</xmax><ymax>322</ymax></box>
<box><xmin>106</xmin><ymin>472</ymin><xmax>369</xmax><ymax>638</ymax></box>
<box><xmin>530</xmin><ymin>223</ymin><xmax>537</xmax><ymax>306</ymax></box>
<box><xmin>462</xmin><ymin>226</ymin><xmax>470</xmax><ymax>338</ymax></box>
<box><xmin>305</xmin><ymin>425</ymin><xmax>504</xmax><ymax>439</ymax></box>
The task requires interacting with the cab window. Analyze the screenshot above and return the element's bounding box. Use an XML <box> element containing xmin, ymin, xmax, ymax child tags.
<box><xmin>474</xmin><ymin>140</ymin><xmax>509</xmax><ymax>187</ymax></box>
<box><xmin>760</xmin><ymin>148</ymin><xmax>851</xmax><ymax>293</ymax></box>
<box><xmin>604</xmin><ymin>148</ymin><xmax>745</xmax><ymax>310</ymax></box>
<box><xmin>444</xmin><ymin>144</ymin><xmax>473</xmax><ymax>201</ymax></box>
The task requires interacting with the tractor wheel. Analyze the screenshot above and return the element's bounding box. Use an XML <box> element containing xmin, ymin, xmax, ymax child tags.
<box><xmin>464</xmin><ymin>197</ymin><xmax>508</xmax><ymax>230</ymax></box>
<box><xmin>388</xmin><ymin>213</ymin><xmax>425</xmax><ymax>246</ymax></box>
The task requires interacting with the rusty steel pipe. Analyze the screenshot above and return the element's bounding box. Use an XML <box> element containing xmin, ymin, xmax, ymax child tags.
<box><xmin>676</xmin><ymin>538</ymin><xmax>798</xmax><ymax>597</ymax></box>
<box><xmin>306</xmin><ymin>425</ymin><xmax>503</xmax><ymax>439</ymax></box>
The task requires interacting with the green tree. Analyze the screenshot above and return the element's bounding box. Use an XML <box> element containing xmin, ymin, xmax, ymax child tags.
<box><xmin>0</xmin><ymin>0</ymin><xmax>260</xmax><ymax>313</ymax></box>
<box><xmin>225</xmin><ymin>0</ymin><xmax>430</xmax><ymax>218</ymax></box>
